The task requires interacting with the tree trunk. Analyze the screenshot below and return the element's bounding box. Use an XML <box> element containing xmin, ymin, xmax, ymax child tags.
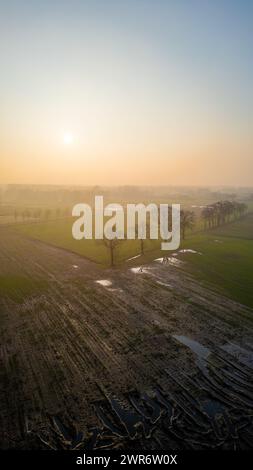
<box><xmin>110</xmin><ymin>242</ymin><xmax>114</xmax><ymax>267</ymax></box>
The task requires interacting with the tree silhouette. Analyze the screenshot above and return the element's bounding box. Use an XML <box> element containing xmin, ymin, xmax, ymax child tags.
<box><xmin>201</xmin><ymin>200</ymin><xmax>248</xmax><ymax>231</ymax></box>
<box><xmin>180</xmin><ymin>210</ymin><xmax>195</xmax><ymax>240</ymax></box>
<box><xmin>103</xmin><ymin>238</ymin><xmax>121</xmax><ymax>267</ymax></box>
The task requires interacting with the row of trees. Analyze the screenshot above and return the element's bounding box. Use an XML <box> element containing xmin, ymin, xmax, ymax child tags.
<box><xmin>14</xmin><ymin>207</ymin><xmax>71</xmax><ymax>222</ymax></box>
<box><xmin>201</xmin><ymin>201</ymin><xmax>247</xmax><ymax>230</ymax></box>
<box><xmin>13</xmin><ymin>199</ymin><xmax>247</xmax><ymax>266</ymax></box>
<box><xmin>103</xmin><ymin>208</ymin><xmax>196</xmax><ymax>267</ymax></box>
<box><xmin>103</xmin><ymin>201</ymin><xmax>247</xmax><ymax>266</ymax></box>
<box><xmin>179</xmin><ymin>201</ymin><xmax>247</xmax><ymax>240</ymax></box>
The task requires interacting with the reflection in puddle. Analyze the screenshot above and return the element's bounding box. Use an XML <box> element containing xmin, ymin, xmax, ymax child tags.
<box><xmin>108</xmin><ymin>288</ymin><xmax>123</xmax><ymax>293</ymax></box>
<box><xmin>156</xmin><ymin>280</ymin><xmax>172</xmax><ymax>288</ymax></box>
<box><xmin>173</xmin><ymin>335</ymin><xmax>211</xmax><ymax>374</ymax></box>
<box><xmin>202</xmin><ymin>399</ymin><xmax>225</xmax><ymax>418</ymax></box>
<box><xmin>96</xmin><ymin>280</ymin><xmax>112</xmax><ymax>287</ymax></box>
<box><xmin>173</xmin><ymin>335</ymin><xmax>210</xmax><ymax>359</ymax></box>
<box><xmin>155</xmin><ymin>257</ymin><xmax>183</xmax><ymax>266</ymax></box>
<box><xmin>130</xmin><ymin>266</ymin><xmax>151</xmax><ymax>274</ymax></box>
<box><xmin>127</xmin><ymin>254</ymin><xmax>141</xmax><ymax>261</ymax></box>
<box><xmin>179</xmin><ymin>249</ymin><xmax>202</xmax><ymax>255</ymax></box>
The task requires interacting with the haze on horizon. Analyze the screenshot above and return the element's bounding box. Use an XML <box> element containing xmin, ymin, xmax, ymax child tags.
<box><xmin>0</xmin><ymin>0</ymin><xmax>252</xmax><ymax>187</ymax></box>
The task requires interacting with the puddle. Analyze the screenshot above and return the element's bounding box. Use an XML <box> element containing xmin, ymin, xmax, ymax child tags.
<box><xmin>173</xmin><ymin>335</ymin><xmax>210</xmax><ymax>359</ymax></box>
<box><xmin>108</xmin><ymin>288</ymin><xmax>123</xmax><ymax>293</ymax></box>
<box><xmin>221</xmin><ymin>343</ymin><xmax>253</xmax><ymax>369</ymax></box>
<box><xmin>179</xmin><ymin>249</ymin><xmax>202</xmax><ymax>255</ymax></box>
<box><xmin>130</xmin><ymin>266</ymin><xmax>151</xmax><ymax>274</ymax></box>
<box><xmin>95</xmin><ymin>406</ymin><xmax>124</xmax><ymax>437</ymax></box>
<box><xmin>155</xmin><ymin>257</ymin><xmax>183</xmax><ymax>267</ymax></box>
<box><xmin>52</xmin><ymin>416</ymin><xmax>73</xmax><ymax>441</ymax></box>
<box><xmin>109</xmin><ymin>398</ymin><xmax>147</xmax><ymax>438</ymax></box>
<box><xmin>96</xmin><ymin>280</ymin><xmax>112</xmax><ymax>287</ymax></box>
<box><xmin>72</xmin><ymin>265</ymin><xmax>79</xmax><ymax>269</ymax></box>
<box><xmin>173</xmin><ymin>335</ymin><xmax>211</xmax><ymax>374</ymax></box>
<box><xmin>127</xmin><ymin>254</ymin><xmax>141</xmax><ymax>261</ymax></box>
<box><xmin>156</xmin><ymin>280</ymin><xmax>172</xmax><ymax>288</ymax></box>
<box><xmin>202</xmin><ymin>399</ymin><xmax>225</xmax><ymax>418</ymax></box>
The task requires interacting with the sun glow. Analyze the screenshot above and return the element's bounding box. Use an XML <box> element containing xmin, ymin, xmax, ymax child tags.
<box><xmin>63</xmin><ymin>133</ymin><xmax>74</xmax><ymax>145</ymax></box>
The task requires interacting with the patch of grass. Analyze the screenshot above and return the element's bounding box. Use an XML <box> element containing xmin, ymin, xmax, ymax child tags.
<box><xmin>177</xmin><ymin>233</ymin><xmax>253</xmax><ymax>308</ymax></box>
<box><xmin>14</xmin><ymin>214</ymin><xmax>253</xmax><ymax>308</ymax></box>
<box><xmin>16</xmin><ymin>219</ymin><xmax>110</xmax><ymax>264</ymax></box>
<box><xmin>15</xmin><ymin>219</ymin><xmax>161</xmax><ymax>266</ymax></box>
<box><xmin>211</xmin><ymin>213</ymin><xmax>253</xmax><ymax>240</ymax></box>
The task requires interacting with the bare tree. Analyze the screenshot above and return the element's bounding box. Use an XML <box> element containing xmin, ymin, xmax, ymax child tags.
<box><xmin>135</xmin><ymin>222</ymin><xmax>147</xmax><ymax>256</ymax></box>
<box><xmin>180</xmin><ymin>210</ymin><xmax>195</xmax><ymax>240</ymax></box>
<box><xmin>201</xmin><ymin>200</ymin><xmax>248</xmax><ymax>231</ymax></box>
<box><xmin>103</xmin><ymin>238</ymin><xmax>121</xmax><ymax>267</ymax></box>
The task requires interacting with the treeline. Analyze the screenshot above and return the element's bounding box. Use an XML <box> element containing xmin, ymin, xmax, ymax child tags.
<box><xmin>201</xmin><ymin>200</ymin><xmax>247</xmax><ymax>230</ymax></box>
<box><xmin>13</xmin><ymin>207</ymin><xmax>71</xmax><ymax>222</ymax></box>
<box><xmin>164</xmin><ymin>200</ymin><xmax>248</xmax><ymax>242</ymax></box>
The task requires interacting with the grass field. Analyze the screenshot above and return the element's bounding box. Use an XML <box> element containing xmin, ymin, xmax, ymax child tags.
<box><xmin>15</xmin><ymin>218</ymin><xmax>162</xmax><ymax>265</ymax></box>
<box><xmin>15</xmin><ymin>213</ymin><xmax>253</xmax><ymax>308</ymax></box>
<box><xmin>211</xmin><ymin>212</ymin><xmax>253</xmax><ymax>239</ymax></box>
<box><xmin>176</xmin><ymin>233</ymin><xmax>253</xmax><ymax>308</ymax></box>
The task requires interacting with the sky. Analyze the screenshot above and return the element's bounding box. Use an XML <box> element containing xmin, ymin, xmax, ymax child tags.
<box><xmin>0</xmin><ymin>0</ymin><xmax>252</xmax><ymax>186</ymax></box>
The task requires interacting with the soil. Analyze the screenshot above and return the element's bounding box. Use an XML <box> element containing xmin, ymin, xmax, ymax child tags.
<box><xmin>0</xmin><ymin>228</ymin><xmax>253</xmax><ymax>450</ymax></box>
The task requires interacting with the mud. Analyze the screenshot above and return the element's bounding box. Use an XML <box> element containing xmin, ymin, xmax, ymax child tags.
<box><xmin>0</xmin><ymin>227</ymin><xmax>253</xmax><ymax>450</ymax></box>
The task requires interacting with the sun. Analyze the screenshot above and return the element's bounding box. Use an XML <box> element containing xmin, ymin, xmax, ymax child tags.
<box><xmin>63</xmin><ymin>132</ymin><xmax>74</xmax><ymax>145</ymax></box>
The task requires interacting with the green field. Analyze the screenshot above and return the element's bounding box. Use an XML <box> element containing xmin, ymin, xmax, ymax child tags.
<box><xmin>176</xmin><ymin>233</ymin><xmax>253</xmax><ymax>308</ymax></box>
<box><xmin>211</xmin><ymin>212</ymin><xmax>253</xmax><ymax>239</ymax></box>
<box><xmin>15</xmin><ymin>218</ymin><xmax>163</xmax><ymax>264</ymax></box>
<box><xmin>15</xmin><ymin>213</ymin><xmax>253</xmax><ymax>308</ymax></box>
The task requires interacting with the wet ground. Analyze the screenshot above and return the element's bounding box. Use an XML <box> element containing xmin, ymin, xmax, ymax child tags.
<box><xmin>0</xmin><ymin>228</ymin><xmax>253</xmax><ymax>450</ymax></box>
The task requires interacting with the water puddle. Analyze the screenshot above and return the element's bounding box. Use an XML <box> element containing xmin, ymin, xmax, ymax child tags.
<box><xmin>108</xmin><ymin>288</ymin><xmax>123</xmax><ymax>293</ymax></box>
<box><xmin>109</xmin><ymin>398</ymin><xmax>146</xmax><ymax>438</ymax></box>
<box><xmin>130</xmin><ymin>266</ymin><xmax>151</xmax><ymax>274</ymax></box>
<box><xmin>179</xmin><ymin>249</ymin><xmax>202</xmax><ymax>255</ymax></box>
<box><xmin>156</xmin><ymin>280</ymin><xmax>172</xmax><ymax>288</ymax></box>
<box><xmin>127</xmin><ymin>254</ymin><xmax>141</xmax><ymax>261</ymax></box>
<box><xmin>155</xmin><ymin>257</ymin><xmax>183</xmax><ymax>267</ymax></box>
<box><xmin>95</xmin><ymin>406</ymin><xmax>125</xmax><ymax>437</ymax></box>
<box><xmin>96</xmin><ymin>280</ymin><xmax>112</xmax><ymax>287</ymax></box>
<box><xmin>173</xmin><ymin>335</ymin><xmax>210</xmax><ymax>359</ymax></box>
<box><xmin>173</xmin><ymin>335</ymin><xmax>211</xmax><ymax>374</ymax></box>
<box><xmin>202</xmin><ymin>399</ymin><xmax>225</xmax><ymax>418</ymax></box>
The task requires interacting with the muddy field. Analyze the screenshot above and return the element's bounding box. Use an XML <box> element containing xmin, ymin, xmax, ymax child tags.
<box><xmin>0</xmin><ymin>227</ymin><xmax>253</xmax><ymax>450</ymax></box>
